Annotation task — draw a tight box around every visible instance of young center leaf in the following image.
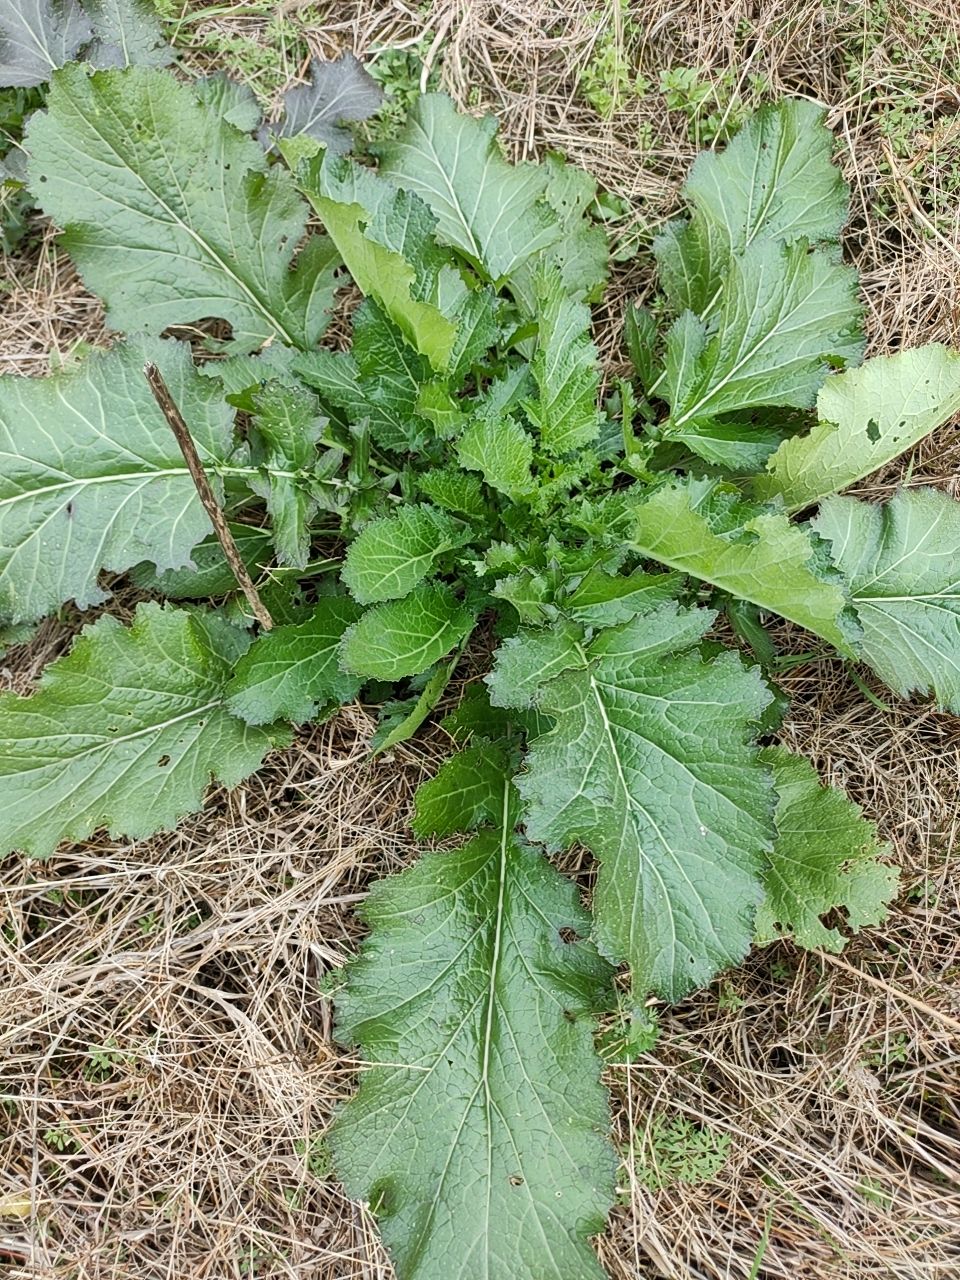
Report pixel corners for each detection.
[333,759,615,1280]
[516,603,775,999]
[226,596,362,725]
[754,345,960,511]
[270,53,382,152]
[525,271,601,455]
[0,603,288,857]
[376,93,562,287]
[814,487,960,712]
[342,504,469,604]
[339,581,475,680]
[27,64,339,351]
[757,747,897,950]
[0,337,234,625]
[246,380,325,568]
[630,476,858,655]
[0,0,91,87]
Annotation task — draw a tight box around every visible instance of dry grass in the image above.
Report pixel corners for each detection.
[3,1,960,1277]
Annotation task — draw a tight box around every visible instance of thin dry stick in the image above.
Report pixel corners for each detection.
[143,362,273,630]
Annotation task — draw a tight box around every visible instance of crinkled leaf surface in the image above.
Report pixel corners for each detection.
[525,271,601,455]
[340,582,474,680]
[757,747,897,950]
[273,53,382,152]
[334,768,614,1280]
[755,346,960,511]
[0,337,234,624]
[342,504,468,604]
[0,0,91,87]
[519,604,775,999]
[295,302,432,452]
[377,93,561,286]
[411,740,512,837]
[0,603,287,857]
[456,415,533,499]
[86,0,173,69]
[247,380,324,568]
[665,239,863,432]
[814,488,960,712]
[487,625,582,709]
[27,65,338,351]
[630,477,857,655]
[226,596,361,725]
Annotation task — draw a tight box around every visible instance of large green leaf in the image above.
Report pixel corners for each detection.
[654,98,848,313]
[456,415,534,499]
[0,337,233,625]
[518,604,775,999]
[630,477,857,655]
[27,65,338,351]
[0,0,91,86]
[754,346,960,510]
[0,603,287,857]
[333,764,614,1280]
[757,747,897,950]
[376,93,561,286]
[342,504,468,605]
[814,488,960,712]
[664,239,863,432]
[339,582,474,680]
[226,596,361,725]
[294,150,459,370]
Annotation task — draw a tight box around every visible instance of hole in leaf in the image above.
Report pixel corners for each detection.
[558,926,581,944]
[866,418,881,443]
[157,754,171,768]
[508,1175,524,1187]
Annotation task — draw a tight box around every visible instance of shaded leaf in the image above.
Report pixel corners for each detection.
[273,53,382,152]
[0,603,287,857]
[27,65,338,351]
[0,337,233,624]
[757,747,897,949]
[0,0,91,87]
[86,0,173,69]
[130,524,273,599]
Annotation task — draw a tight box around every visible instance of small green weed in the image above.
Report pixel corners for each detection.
[634,1115,733,1191]
[660,66,772,144]
[579,0,648,120]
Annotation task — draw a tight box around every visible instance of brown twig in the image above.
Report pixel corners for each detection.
[143,362,273,630]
